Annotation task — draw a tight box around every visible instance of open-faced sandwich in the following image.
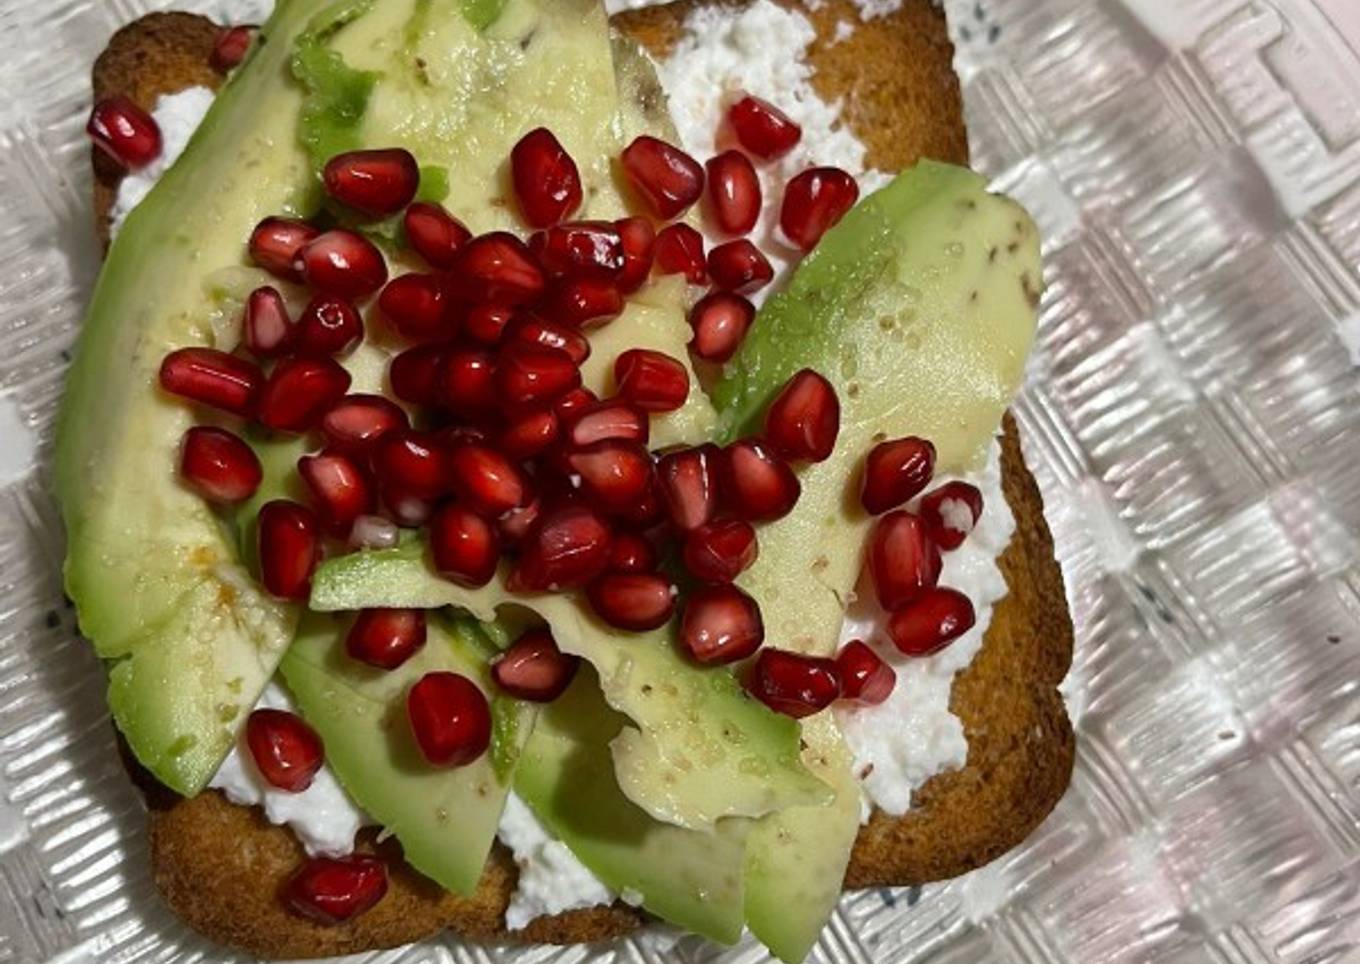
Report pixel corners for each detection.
[60,0,1074,958]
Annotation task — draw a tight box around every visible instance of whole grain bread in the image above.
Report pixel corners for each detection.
[90,1,1074,956]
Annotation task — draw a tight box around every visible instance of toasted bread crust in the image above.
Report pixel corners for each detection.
[92,2,1073,956]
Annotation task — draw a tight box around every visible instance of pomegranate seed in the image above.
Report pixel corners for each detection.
[245,708,324,792]
[448,232,545,306]
[242,286,294,359]
[705,150,761,235]
[721,438,800,521]
[496,342,581,409]
[389,342,447,407]
[87,96,161,170]
[727,95,802,160]
[448,443,528,517]
[682,518,758,583]
[542,277,623,327]
[764,369,840,463]
[296,293,364,357]
[211,25,253,71]
[382,485,434,528]
[437,347,497,416]
[861,436,935,515]
[497,495,543,546]
[379,273,451,341]
[249,217,319,283]
[617,479,665,529]
[621,136,704,219]
[657,444,720,532]
[509,317,591,366]
[919,481,984,551]
[653,223,707,284]
[404,202,471,270]
[614,349,690,413]
[321,393,408,457]
[511,128,583,228]
[608,531,658,573]
[499,407,559,460]
[745,649,840,718]
[679,584,764,665]
[407,671,491,766]
[349,514,400,550]
[178,426,262,504]
[836,640,896,705]
[588,572,676,631]
[615,217,655,293]
[509,505,613,591]
[492,627,578,702]
[373,431,450,501]
[257,500,321,600]
[283,854,388,924]
[868,511,941,610]
[298,450,373,536]
[257,356,351,432]
[529,221,624,279]
[707,239,773,294]
[567,440,655,513]
[886,587,976,656]
[159,348,261,416]
[689,291,754,364]
[565,398,649,447]
[323,148,420,218]
[780,167,859,252]
[298,229,388,299]
[464,302,515,346]
[429,503,500,588]
[553,387,599,422]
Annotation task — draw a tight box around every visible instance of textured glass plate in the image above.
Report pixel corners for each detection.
[4,0,1360,961]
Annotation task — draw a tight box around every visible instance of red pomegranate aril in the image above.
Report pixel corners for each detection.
[321,394,408,457]
[179,426,262,504]
[429,502,500,588]
[298,450,373,536]
[87,96,161,170]
[617,479,666,529]
[496,342,581,409]
[511,128,583,228]
[407,671,492,766]
[682,518,758,583]
[159,347,262,416]
[347,608,427,670]
[257,356,351,432]
[509,505,613,592]
[257,500,321,600]
[745,649,840,718]
[382,484,434,528]
[553,386,598,422]
[249,217,318,282]
[727,94,802,160]
[615,217,655,293]
[765,369,840,463]
[283,855,388,925]
[614,349,690,413]
[246,708,324,792]
[836,640,896,705]
[707,239,773,294]
[657,444,720,532]
[919,481,984,551]
[679,584,764,665]
[689,291,754,364]
[705,150,761,235]
[509,316,591,366]
[296,293,364,357]
[588,572,676,632]
[529,221,624,279]
[211,25,253,70]
[861,436,936,514]
[492,627,579,702]
[464,303,515,346]
[323,148,419,218]
[542,277,623,327]
[379,273,451,342]
[868,510,941,610]
[373,431,450,501]
[448,443,528,517]
[722,438,800,521]
[780,167,859,252]
[886,587,976,656]
[653,223,707,284]
[448,232,545,306]
[567,440,655,513]
[565,398,649,447]
[242,286,293,359]
[438,348,497,416]
[621,136,704,219]
[389,342,447,407]
[497,495,542,546]
[298,229,389,299]
[404,202,471,270]
[499,407,559,460]
[608,531,658,573]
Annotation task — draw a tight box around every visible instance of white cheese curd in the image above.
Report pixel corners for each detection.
[835,440,1015,816]
[496,793,616,930]
[108,86,217,238]
[209,681,373,858]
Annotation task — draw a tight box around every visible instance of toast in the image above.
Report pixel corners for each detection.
[89,1,1074,956]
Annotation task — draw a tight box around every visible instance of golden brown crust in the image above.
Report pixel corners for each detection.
[93,1,1072,956]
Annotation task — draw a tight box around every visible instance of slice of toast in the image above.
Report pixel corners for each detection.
[90,2,1074,956]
